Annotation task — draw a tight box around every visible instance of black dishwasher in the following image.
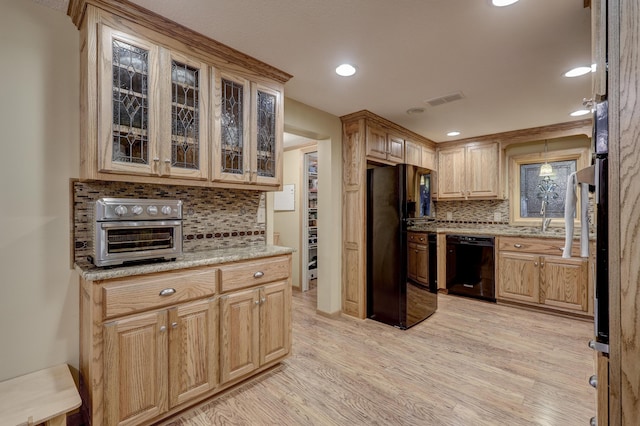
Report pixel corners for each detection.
[446,235,495,302]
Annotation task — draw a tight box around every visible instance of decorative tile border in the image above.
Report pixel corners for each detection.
[72,181,266,263]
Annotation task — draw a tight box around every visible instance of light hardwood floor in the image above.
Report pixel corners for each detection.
[163,290,595,425]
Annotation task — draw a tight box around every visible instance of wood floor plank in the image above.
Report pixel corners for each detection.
[164,290,595,426]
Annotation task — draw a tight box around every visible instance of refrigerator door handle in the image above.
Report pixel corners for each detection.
[589,339,609,354]
[576,164,595,185]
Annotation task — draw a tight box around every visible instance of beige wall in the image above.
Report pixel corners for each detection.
[273,149,303,288]
[0,1,80,380]
[282,99,343,315]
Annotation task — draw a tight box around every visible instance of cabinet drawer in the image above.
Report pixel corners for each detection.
[408,232,428,243]
[102,267,218,319]
[499,237,575,256]
[220,256,290,293]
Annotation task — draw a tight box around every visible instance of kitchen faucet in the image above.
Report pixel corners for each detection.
[540,200,552,232]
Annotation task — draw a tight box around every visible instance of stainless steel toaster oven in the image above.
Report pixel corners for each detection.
[91,198,183,267]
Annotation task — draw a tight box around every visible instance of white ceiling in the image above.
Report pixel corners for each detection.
[42,0,592,143]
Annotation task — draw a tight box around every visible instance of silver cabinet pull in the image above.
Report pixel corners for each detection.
[589,375,597,388]
[171,322,178,329]
[254,271,264,278]
[514,244,522,248]
[159,288,176,296]
[160,326,167,332]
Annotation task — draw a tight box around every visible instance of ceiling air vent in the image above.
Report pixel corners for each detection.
[424,91,465,107]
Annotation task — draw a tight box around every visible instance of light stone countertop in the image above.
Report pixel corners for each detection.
[75,245,295,281]
[407,224,595,240]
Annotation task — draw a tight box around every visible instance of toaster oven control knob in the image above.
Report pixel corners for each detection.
[131,205,143,215]
[147,205,158,215]
[114,205,128,216]
[162,205,173,215]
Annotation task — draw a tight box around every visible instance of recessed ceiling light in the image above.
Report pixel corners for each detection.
[335,64,356,77]
[570,109,591,117]
[447,131,461,137]
[492,0,519,6]
[564,66,593,77]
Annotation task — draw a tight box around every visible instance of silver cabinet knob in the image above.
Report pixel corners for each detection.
[589,375,597,388]
[514,244,522,248]
[159,288,176,296]
[171,322,178,329]
[261,297,266,304]
[590,416,596,426]
[254,300,260,305]
[254,271,264,278]
[160,326,167,332]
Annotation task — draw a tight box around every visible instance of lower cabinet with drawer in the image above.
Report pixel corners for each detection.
[79,254,292,426]
[497,237,592,316]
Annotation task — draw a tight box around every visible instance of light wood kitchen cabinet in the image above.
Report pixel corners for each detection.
[497,236,591,316]
[407,233,429,285]
[406,141,436,171]
[98,24,209,180]
[79,253,291,426]
[436,141,501,200]
[219,287,260,383]
[212,71,283,186]
[168,299,219,408]
[104,310,168,426]
[103,298,218,425]
[405,140,422,167]
[218,257,291,383]
[421,146,437,171]
[69,0,290,189]
[497,251,539,304]
[366,124,405,164]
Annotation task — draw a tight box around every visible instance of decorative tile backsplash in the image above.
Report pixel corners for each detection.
[434,199,510,224]
[434,195,595,236]
[72,181,266,263]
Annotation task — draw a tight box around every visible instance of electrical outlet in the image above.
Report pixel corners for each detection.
[446,212,453,220]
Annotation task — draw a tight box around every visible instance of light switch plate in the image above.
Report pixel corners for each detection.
[494,212,502,222]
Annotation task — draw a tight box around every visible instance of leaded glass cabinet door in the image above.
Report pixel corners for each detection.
[213,71,251,183]
[160,50,208,180]
[250,82,283,186]
[99,25,160,175]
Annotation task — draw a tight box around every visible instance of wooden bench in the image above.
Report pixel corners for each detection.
[0,364,81,426]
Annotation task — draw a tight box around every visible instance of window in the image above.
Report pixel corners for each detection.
[509,147,590,227]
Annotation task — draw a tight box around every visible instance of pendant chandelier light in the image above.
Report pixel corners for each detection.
[539,140,553,177]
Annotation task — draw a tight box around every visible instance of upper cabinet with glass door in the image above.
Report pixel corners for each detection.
[99,25,208,180]
[70,1,290,189]
[213,71,283,186]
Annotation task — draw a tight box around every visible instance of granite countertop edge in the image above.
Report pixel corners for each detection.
[75,245,295,281]
[407,226,596,240]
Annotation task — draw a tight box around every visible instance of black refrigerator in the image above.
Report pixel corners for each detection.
[366,164,437,329]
